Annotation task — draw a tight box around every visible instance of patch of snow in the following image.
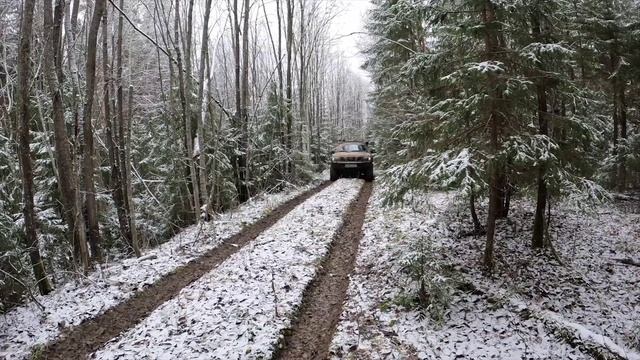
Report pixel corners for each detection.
[330,187,594,359]
[0,182,317,360]
[92,179,363,360]
[542,310,640,360]
[472,198,640,353]
[192,135,201,158]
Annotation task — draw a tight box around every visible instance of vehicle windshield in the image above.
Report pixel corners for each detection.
[339,144,367,152]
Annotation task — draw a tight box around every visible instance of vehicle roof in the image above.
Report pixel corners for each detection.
[335,141,366,146]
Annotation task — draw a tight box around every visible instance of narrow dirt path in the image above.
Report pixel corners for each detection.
[42,182,330,360]
[274,182,373,360]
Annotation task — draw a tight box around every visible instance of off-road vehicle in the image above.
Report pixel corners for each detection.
[330,142,374,182]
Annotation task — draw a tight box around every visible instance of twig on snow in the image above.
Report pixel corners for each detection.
[612,258,640,268]
[137,254,158,262]
[544,194,564,266]
[271,269,279,318]
[0,268,45,312]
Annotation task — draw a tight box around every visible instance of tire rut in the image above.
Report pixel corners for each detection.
[42,181,331,360]
[274,181,373,360]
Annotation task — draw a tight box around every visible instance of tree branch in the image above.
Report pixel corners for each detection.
[106,0,233,120]
[0,268,46,312]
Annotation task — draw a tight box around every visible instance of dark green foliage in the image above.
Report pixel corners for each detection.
[366,0,639,270]
[398,233,455,324]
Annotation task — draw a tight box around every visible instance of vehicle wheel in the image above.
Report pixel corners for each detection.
[330,166,339,181]
[364,166,374,182]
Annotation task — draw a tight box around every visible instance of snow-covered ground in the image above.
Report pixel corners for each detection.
[331,187,639,359]
[92,179,363,359]
[5,179,636,360]
[0,182,316,360]
[467,198,640,359]
[440,197,640,359]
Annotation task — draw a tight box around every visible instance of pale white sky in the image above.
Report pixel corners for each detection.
[196,0,372,81]
[330,0,372,81]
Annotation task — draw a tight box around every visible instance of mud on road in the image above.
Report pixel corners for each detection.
[275,181,373,360]
[42,182,330,360]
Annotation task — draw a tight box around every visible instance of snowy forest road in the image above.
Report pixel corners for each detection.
[89,179,366,359]
[41,181,333,360]
[275,182,373,359]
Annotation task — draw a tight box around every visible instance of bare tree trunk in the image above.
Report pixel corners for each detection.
[197,0,213,216]
[231,0,249,203]
[285,0,294,175]
[276,0,286,175]
[125,85,140,255]
[116,0,130,241]
[298,0,306,155]
[469,187,482,233]
[336,75,341,138]
[233,0,242,188]
[113,0,140,255]
[43,0,91,268]
[171,0,190,217]
[69,4,85,254]
[239,0,251,202]
[618,81,627,192]
[65,0,81,140]
[482,0,502,271]
[103,8,131,255]
[610,44,620,189]
[261,0,285,179]
[204,51,220,215]
[183,0,201,215]
[17,0,53,295]
[532,13,548,249]
[80,0,106,262]
[173,0,199,221]
[495,171,510,218]
[64,0,91,266]
[315,68,322,165]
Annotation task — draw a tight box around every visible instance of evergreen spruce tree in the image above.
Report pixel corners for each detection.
[367,0,617,270]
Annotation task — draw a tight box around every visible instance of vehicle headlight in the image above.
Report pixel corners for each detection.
[366,156,372,161]
[332,155,339,161]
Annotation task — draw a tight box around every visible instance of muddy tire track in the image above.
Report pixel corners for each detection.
[274,182,373,360]
[42,182,330,360]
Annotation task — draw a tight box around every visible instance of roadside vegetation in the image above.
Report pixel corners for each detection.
[1,0,639,358]
[0,0,368,310]
[365,0,640,270]
[345,0,640,357]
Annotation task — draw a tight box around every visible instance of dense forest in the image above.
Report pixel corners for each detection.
[2,1,640,359]
[0,0,369,309]
[1,0,639,315]
[366,0,640,268]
